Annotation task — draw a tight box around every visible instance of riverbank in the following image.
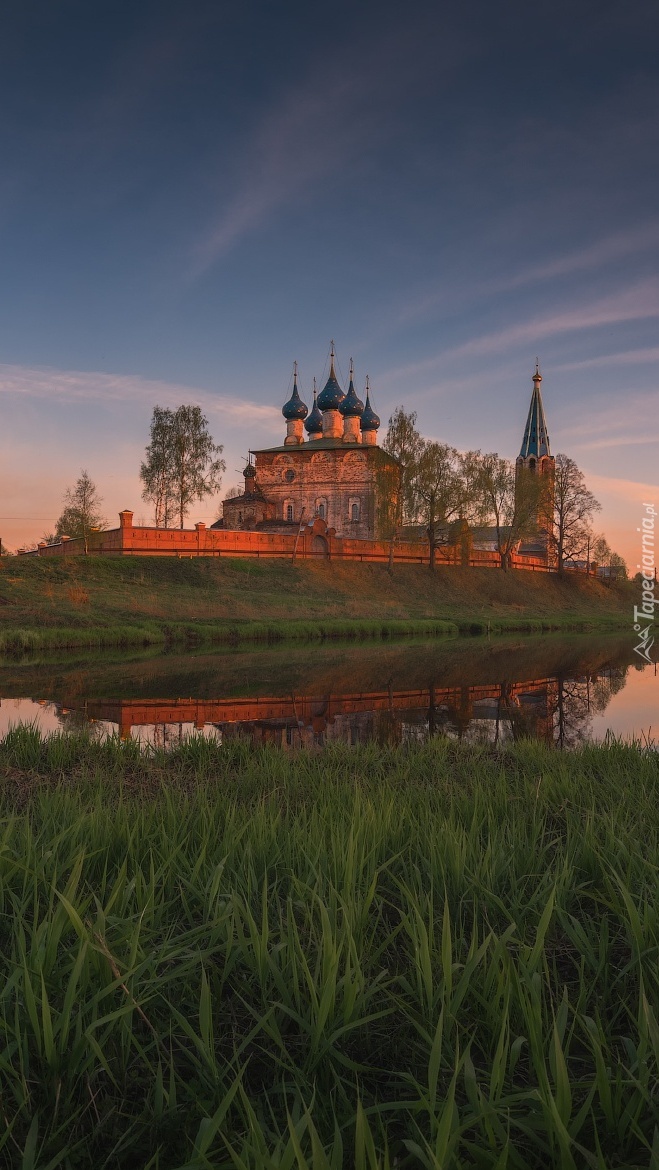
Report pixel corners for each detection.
[0,555,631,650]
[1,729,657,1166]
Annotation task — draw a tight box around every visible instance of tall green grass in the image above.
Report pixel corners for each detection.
[1,729,658,1167]
[0,623,166,654]
[0,615,620,659]
[0,617,459,656]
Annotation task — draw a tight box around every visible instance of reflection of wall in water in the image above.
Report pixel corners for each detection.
[215,683,560,749]
[218,709,386,750]
[48,668,627,749]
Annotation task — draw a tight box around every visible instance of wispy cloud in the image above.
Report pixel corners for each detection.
[0,363,281,429]
[444,279,659,361]
[495,220,659,292]
[556,346,659,371]
[399,221,659,325]
[189,78,381,276]
[585,471,659,504]
[188,18,467,277]
[552,386,659,457]
[559,388,659,438]
[384,279,659,384]
[574,434,659,451]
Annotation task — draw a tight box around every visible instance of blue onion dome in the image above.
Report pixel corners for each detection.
[360,376,380,431]
[339,359,364,417]
[282,362,308,420]
[304,379,323,434]
[317,342,344,410]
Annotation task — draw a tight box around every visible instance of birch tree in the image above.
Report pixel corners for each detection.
[55,470,107,554]
[140,405,226,528]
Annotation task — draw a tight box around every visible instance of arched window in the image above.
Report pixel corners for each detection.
[528,458,536,472]
[318,503,325,519]
[315,498,328,520]
[286,504,293,521]
[349,497,361,522]
[351,502,360,521]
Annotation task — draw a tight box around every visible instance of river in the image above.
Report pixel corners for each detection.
[0,631,656,750]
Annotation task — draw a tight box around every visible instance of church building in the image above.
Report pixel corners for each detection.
[220,345,400,540]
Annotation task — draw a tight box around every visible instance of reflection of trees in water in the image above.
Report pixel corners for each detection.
[137,723,222,750]
[398,667,628,749]
[549,667,627,749]
[45,662,630,752]
[55,705,108,741]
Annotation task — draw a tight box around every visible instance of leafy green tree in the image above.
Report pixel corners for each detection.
[141,405,226,528]
[140,406,177,528]
[551,453,601,573]
[592,533,627,578]
[592,533,611,565]
[384,413,487,568]
[474,453,544,570]
[383,407,423,524]
[411,441,466,569]
[55,470,107,554]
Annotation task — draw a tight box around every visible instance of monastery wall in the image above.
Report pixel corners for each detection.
[25,511,552,572]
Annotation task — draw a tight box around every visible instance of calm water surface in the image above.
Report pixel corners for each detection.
[0,633,656,750]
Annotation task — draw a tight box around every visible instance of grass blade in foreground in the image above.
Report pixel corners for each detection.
[0,728,658,1166]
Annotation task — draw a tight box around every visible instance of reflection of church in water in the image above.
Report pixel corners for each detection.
[80,666,626,751]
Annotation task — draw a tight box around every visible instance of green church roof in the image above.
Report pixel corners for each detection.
[519,365,551,458]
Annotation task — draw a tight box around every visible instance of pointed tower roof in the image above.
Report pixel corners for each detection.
[282,361,308,420]
[304,377,323,434]
[339,358,364,416]
[519,361,550,458]
[317,340,345,411]
[360,376,380,432]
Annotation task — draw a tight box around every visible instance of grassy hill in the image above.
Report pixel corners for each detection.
[0,554,632,650]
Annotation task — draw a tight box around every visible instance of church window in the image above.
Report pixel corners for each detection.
[315,498,328,520]
[285,469,295,482]
[349,497,361,522]
[286,504,293,521]
[351,502,360,521]
[318,503,325,519]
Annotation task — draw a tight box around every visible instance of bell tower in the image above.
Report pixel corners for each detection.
[516,362,555,554]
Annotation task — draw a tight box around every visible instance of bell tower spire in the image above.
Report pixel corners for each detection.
[515,361,555,562]
[519,360,551,461]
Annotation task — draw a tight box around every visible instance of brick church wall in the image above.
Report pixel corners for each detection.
[252,445,398,540]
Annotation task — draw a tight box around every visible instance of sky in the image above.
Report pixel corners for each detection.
[0,0,657,566]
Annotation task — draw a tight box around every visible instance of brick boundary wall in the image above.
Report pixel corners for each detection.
[22,510,576,574]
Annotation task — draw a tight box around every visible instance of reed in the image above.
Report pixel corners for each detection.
[1,728,658,1167]
[0,617,459,656]
[0,624,166,653]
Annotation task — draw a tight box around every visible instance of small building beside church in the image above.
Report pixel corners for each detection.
[219,348,400,540]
